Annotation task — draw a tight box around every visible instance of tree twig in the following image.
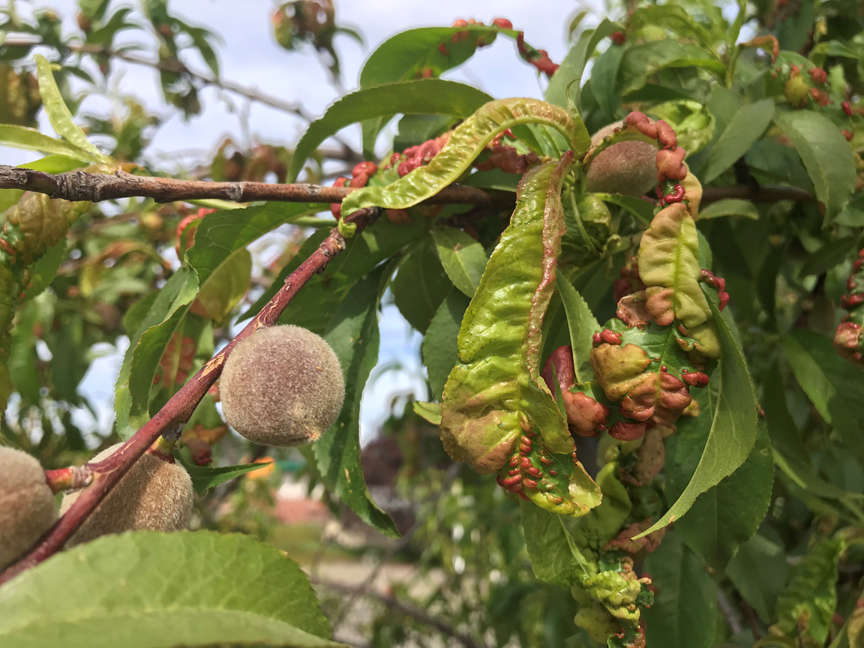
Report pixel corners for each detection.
[313,577,486,648]
[0,165,494,206]
[0,207,381,585]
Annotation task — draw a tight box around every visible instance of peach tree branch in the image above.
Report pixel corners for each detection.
[0,206,380,585]
[0,165,493,206]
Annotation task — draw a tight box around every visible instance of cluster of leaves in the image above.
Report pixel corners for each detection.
[2,0,864,646]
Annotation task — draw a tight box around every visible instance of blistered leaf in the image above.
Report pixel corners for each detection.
[341,98,590,217]
[289,79,492,181]
[773,538,845,645]
[441,155,601,516]
[638,203,715,341]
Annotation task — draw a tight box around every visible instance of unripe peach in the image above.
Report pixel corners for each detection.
[585,122,658,196]
[219,325,345,446]
[60,444,193,547]
[0,448,57,568]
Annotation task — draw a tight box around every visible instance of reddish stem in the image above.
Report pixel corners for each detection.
[0,207,380,585]
[44,466,93,493]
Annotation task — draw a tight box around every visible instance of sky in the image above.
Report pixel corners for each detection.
[4,0,609,444]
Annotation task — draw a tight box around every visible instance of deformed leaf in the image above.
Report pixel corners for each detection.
[0,531,341,647]
[441,155,601,517]
[341,98,590,217]
[638,202,713,333]
[289,79,492,181]
[773,538,846,644]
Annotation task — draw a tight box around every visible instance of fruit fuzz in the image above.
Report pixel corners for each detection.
[0,447,57,568]
[219,325,345,447]
[60,444,193,547]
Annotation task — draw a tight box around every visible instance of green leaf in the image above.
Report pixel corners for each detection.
[34,55,108,163]
[672,423,774,570]
[0,124,103,163]
[635,296,758,538]
[360,26,500,88]
[21,238,65,301]
[698,198,760,220]
[627,5,715,48]
[587,43,625,120]
[774,109,856,221]
[726,533,790,623]
[259,218,426,334]
[617,41,725,96]
[642,532,717,648]
[783,329,864,463]
[316,268,398,536]
[774,538,845,644]
[390,238,451,333]
[422,289,468,399]
[289,79,492,181]
[193,248,250,323]
[0,531,341,647]
[187,203,326,281]
[430,226,488,298]
[545,19,621,109]
[699,99,774,184]
[521,502,590,588]
[358,25,500,152]
[412,400,442,425]
[114,267,199,438]
[556,276,600,386]
[179,458,268,495]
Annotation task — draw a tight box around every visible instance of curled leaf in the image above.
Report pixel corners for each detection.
[342,98,590,217]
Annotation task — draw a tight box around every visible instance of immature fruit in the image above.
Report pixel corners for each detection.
[219,325,345,446]
[0,448,57,568]
[60,444,193,547]
[585,121,658,196]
